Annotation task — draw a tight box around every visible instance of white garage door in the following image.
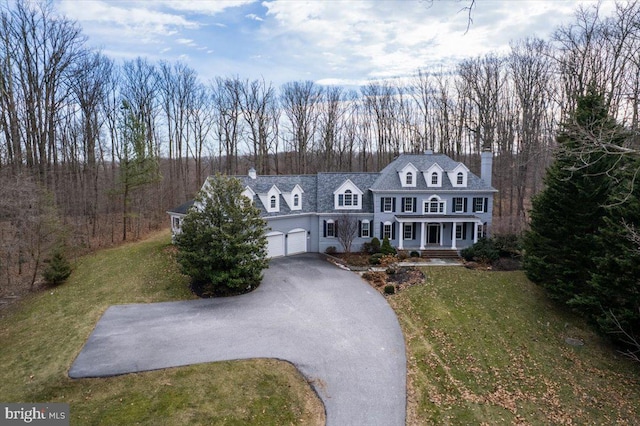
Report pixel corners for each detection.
[287,229,307,255]
[266,232,285,258]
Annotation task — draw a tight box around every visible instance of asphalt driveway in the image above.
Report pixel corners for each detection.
[69,253,406,425]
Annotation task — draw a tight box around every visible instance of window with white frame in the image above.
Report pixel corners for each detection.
[270,195,277,209]
[453,197,465,213]
[404,197,414,213]
[382,197,393,212]
[456,172,464,185]
[337,189,359,208]
[403,223,413,240]
[383,222,392,239]
[326,220,336,237]
[477,223,487,239]
[424,196,445,214]
[293,193,300,207]
[455,223,463,239]
[473,197,486,213]
[172,217,181,230]
[360,220,370,238]
[406,172,413,185]
[431,172,439,185]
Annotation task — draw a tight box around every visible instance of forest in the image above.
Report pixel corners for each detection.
[1,1,640,297]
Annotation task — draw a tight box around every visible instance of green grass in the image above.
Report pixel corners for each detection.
[0,230,324,425]
[389,267,640,425]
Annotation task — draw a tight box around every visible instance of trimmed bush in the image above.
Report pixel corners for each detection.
[369,253,384,265]
[410,251,420,258]
[461,238,499,264]
[380,237,396,255]
[363,237,381,254]
[383,284,396,295]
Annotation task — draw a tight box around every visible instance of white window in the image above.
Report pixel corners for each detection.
[172,217,181,230]
[382,197,393,212]
[270,195,277,209]
[406,172,413,185]
[473,197,486,213]
[424,196,445,214]
[293,194,300,207]
[453,197,464,213]
[404,197,414,213]
[361,220,370,238]
[431,172,438,185]
[403,223,413,240]
[326,220,335,238]
[477,223,487,239]
[383,222,392,239]
[457,172,464,185]
[334,179,363,210]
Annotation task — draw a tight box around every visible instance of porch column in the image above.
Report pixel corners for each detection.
[420,222,426,250]
[398,222,404,250]
[451,222,457,249]
[473,222,479,244]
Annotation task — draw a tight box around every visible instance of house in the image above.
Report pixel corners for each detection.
[167,150,497,258]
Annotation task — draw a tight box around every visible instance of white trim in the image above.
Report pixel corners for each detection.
[423,195,446,214]
[399,163,418,188]
[334,179,363,210]
[424,163,444,188]
[447,163,469,188]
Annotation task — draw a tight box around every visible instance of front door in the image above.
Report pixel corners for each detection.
[427,224,440,245]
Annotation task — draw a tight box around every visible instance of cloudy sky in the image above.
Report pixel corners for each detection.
[55,0,616,86]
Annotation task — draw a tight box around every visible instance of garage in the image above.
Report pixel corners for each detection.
[287,229,307,255]
[266,231,285,258]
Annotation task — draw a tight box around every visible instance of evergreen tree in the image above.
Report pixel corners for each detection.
[523,90,623,304]
[175,174,268,297]
[42,248,72,286]
[582,155,640,341]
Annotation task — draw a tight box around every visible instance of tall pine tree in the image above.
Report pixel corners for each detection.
[524,90,623,305]
[175,174,268,297]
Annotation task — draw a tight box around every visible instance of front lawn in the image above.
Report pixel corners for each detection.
[0,230,324,425]
[389,266,640,424]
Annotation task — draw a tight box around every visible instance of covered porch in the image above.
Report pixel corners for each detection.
[395,215,484,251]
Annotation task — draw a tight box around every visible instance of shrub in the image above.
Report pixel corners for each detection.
[397,251,409,261]
[325,246,337,255]
[410,251,420,258]
[492,234,523,258]
[461,238,499,264]
[42,248,72,286]
[383,284,396,295]
[369,253,384,265]
[363,237,382,254]
[380,237,396,255]
[386,266,397,275]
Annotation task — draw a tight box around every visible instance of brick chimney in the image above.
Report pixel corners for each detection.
[480,149,493,187]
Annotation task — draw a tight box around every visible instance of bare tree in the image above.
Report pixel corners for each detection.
[335,214,359,254]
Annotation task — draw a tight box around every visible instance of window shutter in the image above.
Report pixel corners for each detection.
[413,197,417,212]
[464,198,468,212]
[392,223,396,240]
[323,220,327,238]
[380,199,384,212]
[392,198,396,212]
[412,223,416,239]
[484,198,488,213]
[400,198,405,212]
[358,220,362,238]
[334,221,338,237]
[463,223,467,239]
[380,222,384,239]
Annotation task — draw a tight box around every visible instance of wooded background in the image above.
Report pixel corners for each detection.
[1,1,639,296]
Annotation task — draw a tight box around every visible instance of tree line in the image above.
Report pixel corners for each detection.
[1,0,640,296]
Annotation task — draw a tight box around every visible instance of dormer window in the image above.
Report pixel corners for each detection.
[406,172,413,185]
[425,164,443,188]
[334,179,363,210]
[456,172,464,185]
[270,195,277,209]
[293,194,299,207]
[448,163,469,187]
[431,172,438,185]
[399,163,418,187]
[260,185,282,212]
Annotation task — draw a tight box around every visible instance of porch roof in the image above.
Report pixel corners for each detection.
[394,214,481,222]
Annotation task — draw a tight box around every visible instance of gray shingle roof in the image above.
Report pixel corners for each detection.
[167,200,195,215]
[370,153,496,192]
[316,173,379,213]
[239,174,318,217]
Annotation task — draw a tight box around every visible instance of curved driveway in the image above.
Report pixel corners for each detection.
[69,253,406,425]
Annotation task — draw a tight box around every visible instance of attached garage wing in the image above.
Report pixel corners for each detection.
[287,229,307,255]
[266,232,285,258]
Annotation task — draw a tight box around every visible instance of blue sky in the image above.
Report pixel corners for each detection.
[55,0,616,86]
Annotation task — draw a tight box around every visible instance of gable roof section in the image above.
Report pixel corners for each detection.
[238,174,318,217]
[370,153,495,192]
[317,173,379,213]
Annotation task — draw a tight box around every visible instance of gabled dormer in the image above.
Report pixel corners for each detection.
[258,185,282,213]
[424,163,444,188]
[241,186,256,204]
[334,179,363,210]
[399,163,418,188]
[283,184,304,211]
[447,163,469,188]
